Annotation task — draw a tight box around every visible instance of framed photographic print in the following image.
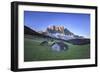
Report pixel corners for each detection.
[11,1,97,71]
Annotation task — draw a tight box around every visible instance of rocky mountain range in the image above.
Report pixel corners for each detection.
[24,25,84,41]
[40,25,84,40]
[46,25,74,35]
[24,25,90,45]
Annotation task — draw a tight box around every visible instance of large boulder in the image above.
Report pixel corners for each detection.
[51,42,68,52]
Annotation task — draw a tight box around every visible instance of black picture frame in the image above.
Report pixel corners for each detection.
[11,1,98,72]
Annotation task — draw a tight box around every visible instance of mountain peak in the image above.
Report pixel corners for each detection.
[46,25,74,35]
[47,25,64,33]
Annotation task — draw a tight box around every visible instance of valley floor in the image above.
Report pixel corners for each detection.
[24,35,90,62]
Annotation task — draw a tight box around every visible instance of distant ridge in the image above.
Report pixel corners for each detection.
[24,25,40,35]
[24,25,51,38]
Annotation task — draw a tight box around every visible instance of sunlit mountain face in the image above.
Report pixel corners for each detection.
[37,25,84,40]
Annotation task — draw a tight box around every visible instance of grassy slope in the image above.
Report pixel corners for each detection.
[24,37,90,62]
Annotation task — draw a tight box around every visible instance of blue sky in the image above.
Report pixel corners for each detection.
[24,11,90,38]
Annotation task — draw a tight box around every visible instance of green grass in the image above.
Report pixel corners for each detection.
[24,37,90,62]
